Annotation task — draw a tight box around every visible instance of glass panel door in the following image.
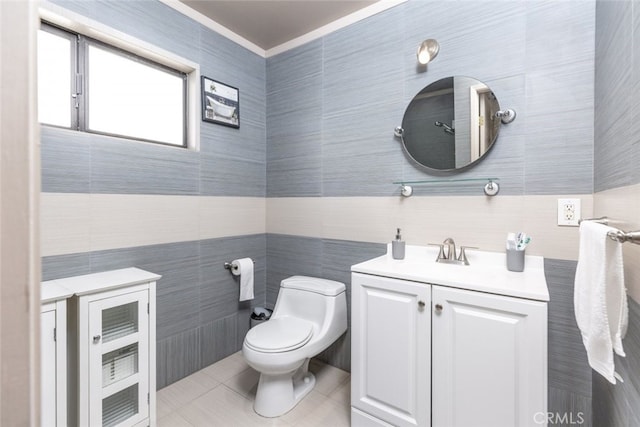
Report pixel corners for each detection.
[102,385,139,427]
[89,290,149,427]
[102,302,139,343]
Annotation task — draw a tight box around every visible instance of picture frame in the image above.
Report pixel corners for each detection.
[201,76,240,128]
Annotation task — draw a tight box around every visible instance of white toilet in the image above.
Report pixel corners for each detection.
[242,275,347,417]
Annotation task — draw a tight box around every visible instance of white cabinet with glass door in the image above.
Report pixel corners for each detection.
[61,268,160,427]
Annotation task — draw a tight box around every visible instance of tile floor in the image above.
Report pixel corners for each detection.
[157,351,351,426]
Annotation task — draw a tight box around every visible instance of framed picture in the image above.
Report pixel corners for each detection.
[201,76,240,128]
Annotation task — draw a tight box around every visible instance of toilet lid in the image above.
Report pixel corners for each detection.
[245,318,313,353]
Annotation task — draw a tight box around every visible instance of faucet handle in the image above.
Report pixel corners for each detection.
[457,246,478,265]
[428,243,446,261]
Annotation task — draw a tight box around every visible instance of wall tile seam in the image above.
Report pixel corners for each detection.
[265,233,593,265]
[42,233,268,258]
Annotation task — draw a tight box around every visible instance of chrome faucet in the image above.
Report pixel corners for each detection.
[443,237,456,260]
[429,238,476,266]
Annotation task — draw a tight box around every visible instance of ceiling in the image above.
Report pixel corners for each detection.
[179,0,378,50]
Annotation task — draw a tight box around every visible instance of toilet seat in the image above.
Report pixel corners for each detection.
[245,318,313,353]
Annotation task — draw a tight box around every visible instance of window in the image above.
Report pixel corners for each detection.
[38,22,188,148]
[37,25,75,128]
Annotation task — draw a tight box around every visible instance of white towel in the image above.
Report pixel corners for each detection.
[231,258,254,301]
[574,221,628,384]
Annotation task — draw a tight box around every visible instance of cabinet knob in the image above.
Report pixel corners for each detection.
[435,304,443,313]
[418,300,426,309]
[92,335,101,344]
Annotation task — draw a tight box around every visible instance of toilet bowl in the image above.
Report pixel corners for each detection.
[242,276,347,417]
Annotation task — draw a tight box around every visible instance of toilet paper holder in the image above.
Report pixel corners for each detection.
[224,260,254,272]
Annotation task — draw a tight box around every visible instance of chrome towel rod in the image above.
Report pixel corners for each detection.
[578,216,608,225]
[579,216,640,245]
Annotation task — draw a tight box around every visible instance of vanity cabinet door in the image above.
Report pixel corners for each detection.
[41,300,67,427]
[351,273,431,427]
[431,285,547,427]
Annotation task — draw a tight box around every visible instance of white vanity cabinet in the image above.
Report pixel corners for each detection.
[351,274,431,427]
[41,283,74,427]
[431,285,547,427]
[60,268,160,427]
[351,245,549,427]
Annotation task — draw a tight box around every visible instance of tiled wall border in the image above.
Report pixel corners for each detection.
[266,195,593,260]
[42,192,595,261]
[41,193,265,257]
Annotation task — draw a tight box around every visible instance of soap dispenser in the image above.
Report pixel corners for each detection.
[392,228,405,260]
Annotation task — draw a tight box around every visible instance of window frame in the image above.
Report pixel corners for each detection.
[39,21,190,149]
[38,23,78,130]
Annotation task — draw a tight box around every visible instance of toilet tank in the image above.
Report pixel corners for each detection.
[273,276,346,327]
[281,276,345,296]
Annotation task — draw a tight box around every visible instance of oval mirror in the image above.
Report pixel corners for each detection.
[399,76,504,172]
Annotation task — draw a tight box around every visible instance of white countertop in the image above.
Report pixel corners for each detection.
[41,281,75,304]
[351,244,549,302]
[42,267,161,301]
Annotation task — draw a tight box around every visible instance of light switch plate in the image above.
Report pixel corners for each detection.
[557,198,581,226]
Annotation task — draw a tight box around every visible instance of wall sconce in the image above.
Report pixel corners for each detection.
[417,39,440,65]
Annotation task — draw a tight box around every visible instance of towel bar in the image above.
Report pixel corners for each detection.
[579,217,640,245]
[578,216,608,225]
[607,230,640,244]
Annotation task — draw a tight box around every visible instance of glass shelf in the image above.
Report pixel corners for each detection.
[393,177,500,197]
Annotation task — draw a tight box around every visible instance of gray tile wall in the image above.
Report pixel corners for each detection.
[40,3,606,414]
[593,2,640,425]
[545,259,593,426]
[592,299,640,427]
[44,0,267,198]
[266,40,323,197]
[53,0,201,64]
[594,0,639,192]
[43,235,267,388]
[266,234,387,371]
[41,0,267,389]
[266,0,595,197]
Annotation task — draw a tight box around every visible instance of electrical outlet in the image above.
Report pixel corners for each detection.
[557,198,581,226]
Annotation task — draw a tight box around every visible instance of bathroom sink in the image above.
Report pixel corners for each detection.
[351,244,549,301]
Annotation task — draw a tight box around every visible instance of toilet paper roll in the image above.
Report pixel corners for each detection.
[231,258,254,301]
